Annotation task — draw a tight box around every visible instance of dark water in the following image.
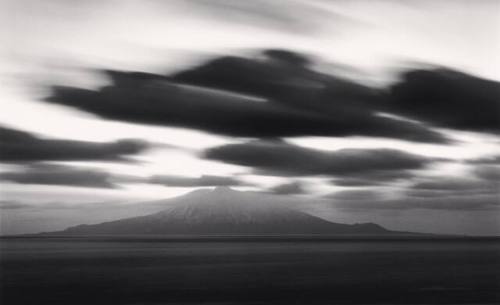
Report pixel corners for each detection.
[1,237,499,305]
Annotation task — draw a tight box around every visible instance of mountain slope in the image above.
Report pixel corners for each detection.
[52,187,393,235]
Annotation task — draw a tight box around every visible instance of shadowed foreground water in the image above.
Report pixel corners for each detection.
[1,237,499,304]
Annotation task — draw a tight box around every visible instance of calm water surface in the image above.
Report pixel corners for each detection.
[1,237,499,304]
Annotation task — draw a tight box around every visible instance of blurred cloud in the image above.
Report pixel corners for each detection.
[388,68,500,134]
[325,172,499,211]
[473,165,500,182]
[46,50,448,143]
[468,154,500,165]
[331,194,500,211]
[176,0,344,34]
[269,181,306,195]
[327,190,385,201]
[327,183,499,211]
[330,171,413,187]
[410,176,495,192]
[0,125,150,163]
[0,164,119,189]
[204,139,437,178]
[0,200,34,210]
[148,174,244,187]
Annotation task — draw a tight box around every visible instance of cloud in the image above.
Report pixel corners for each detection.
[179,0,340,34]
[204,139,436,178]
[0,200,34,210]
[268,181,306,195]
[148,174,243,187]
[331,195,500,211]
[473,165,500,181]
[0,164,119,189]
[327,190,384,201]
[411,177,491,191]
[388,68,500,134]
[468,154,500,165]
[326,185,499,211]
[45,50,447,143]
[406,195,500,211]
[408,173,498,194]
[330,171,413,186]
[0,125,150,163]
[0,199,161,211]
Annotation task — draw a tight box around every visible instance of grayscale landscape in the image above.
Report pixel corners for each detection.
[1,0,499,304]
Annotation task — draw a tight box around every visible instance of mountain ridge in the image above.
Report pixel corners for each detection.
[44,187,400,236]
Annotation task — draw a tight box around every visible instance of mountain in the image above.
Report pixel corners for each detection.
[49,187,394,236]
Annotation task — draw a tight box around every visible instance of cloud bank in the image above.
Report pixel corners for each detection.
[0,125,150,163]
[204,139,436,179]
[0,164,118,189]
[45,50,452,143]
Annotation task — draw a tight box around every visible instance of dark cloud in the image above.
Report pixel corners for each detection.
[0,200,134,211]
[331,195,500,211]
[0,125,149,163]
[473,165,500,181]
[263,49,311,66]
[327,186,499,211]
[406,188,498,199]
[204,139,436,178]
[411,177,490,191]
[269,181,306,195]
[173,51,447,142]
[45,50,447,143]
[327,190,384,201]
[148,175,243,187]
[405,175,498,199]
[0,200,34,210]
[468,154,500,165]
[331,171,413,187]
[405,195,500,211]
[44,51,498,141]
[388,68,500,134]
[0,164,118,189]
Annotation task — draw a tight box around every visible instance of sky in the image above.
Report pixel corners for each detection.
[0,0,499,235]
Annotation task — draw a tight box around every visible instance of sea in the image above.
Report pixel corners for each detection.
[1,236,499,304]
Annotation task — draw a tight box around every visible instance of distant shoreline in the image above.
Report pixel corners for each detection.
[2,234,499,242]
